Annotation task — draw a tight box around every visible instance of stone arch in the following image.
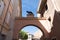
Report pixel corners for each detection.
[18,24,45,35]
[13,0,48,40]
[18,24,45,39]
[13,17,49,40]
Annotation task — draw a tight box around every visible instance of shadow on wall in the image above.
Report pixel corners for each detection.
[49,10,60,40]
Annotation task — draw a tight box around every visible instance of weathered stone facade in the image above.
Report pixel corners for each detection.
[0,0,60,40]
[0,0,21,40]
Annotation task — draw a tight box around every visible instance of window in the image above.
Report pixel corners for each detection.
[0,34,6,40]
[45,4,48,10]
[48,17,51,22]
[52,38,56,40]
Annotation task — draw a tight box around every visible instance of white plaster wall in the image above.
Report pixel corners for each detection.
[34,29,43,39]
[37,13,41,18]
[37,0,56,33]
[42,0,60,33]
[39,20,51,33]
[44,0,55,26]
[51,0,60,11]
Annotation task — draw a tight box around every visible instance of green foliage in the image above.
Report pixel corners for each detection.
[19,31,28,40]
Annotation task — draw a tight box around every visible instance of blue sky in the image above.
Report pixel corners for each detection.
[21,0,40,34]
[22,0,39,17]
[22,26,40,35]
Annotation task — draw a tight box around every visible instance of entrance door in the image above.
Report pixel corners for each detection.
[0,34,6,40]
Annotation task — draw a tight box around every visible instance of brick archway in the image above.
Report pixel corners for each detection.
[18,24,44,38]
[18,24,45,34]
[13,17,49,40]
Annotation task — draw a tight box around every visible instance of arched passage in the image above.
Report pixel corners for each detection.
[13,17,49,40]
[18,24,45,35]
[18,25,44,40]
[13,0,48,40]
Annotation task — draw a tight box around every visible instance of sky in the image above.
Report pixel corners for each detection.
[22,0,39,17]
[21,26,40,35]
[21,0,40,35]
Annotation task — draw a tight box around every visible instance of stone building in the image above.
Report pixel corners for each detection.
[33,29,43,40]
[0,0,60,40]
[37,0,60,40]
[0,0,21,40]
[27,32,33,40]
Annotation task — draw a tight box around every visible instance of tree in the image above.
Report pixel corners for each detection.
[19,31,28,40]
